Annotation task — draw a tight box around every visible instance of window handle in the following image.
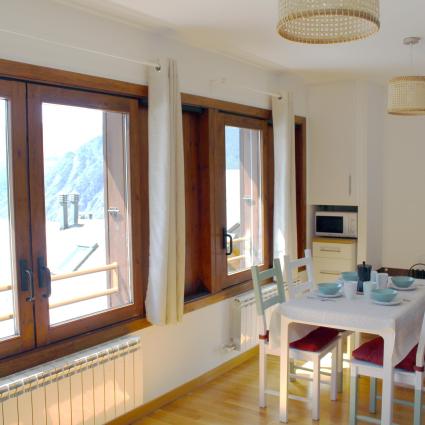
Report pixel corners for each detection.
[107,207,120,217]
[38,257,52,299]
[20,259,35,302]
[222,228,233,256]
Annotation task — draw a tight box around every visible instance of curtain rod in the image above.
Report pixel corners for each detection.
[0,28,161,71]
[211,78,284,100]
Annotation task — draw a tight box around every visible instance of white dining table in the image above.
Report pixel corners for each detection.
[277,280,425,424]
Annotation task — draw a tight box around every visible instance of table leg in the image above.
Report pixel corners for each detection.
[279,316,290,423]
[381,330,395,425]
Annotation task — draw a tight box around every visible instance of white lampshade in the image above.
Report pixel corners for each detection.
[388,77,425,116]
[277,0,380,44]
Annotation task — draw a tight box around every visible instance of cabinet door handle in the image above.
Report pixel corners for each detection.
[320,247,341,253]
[320,270,341,276]
[349,174,352,196]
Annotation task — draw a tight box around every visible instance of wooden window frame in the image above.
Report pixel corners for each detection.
[0,60,148,367]
[295,116,307,260]
[0,80,36,358]
[0,57,305,378]
[214,112,273,289]
[26,84,147,346]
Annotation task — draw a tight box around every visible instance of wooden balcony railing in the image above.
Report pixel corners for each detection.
[0,263,119,323]
[0,312,13,323]
[0,284,12,293]
[49,262,119,309]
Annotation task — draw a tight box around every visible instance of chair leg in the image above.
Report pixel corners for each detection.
[259,341,267,408]
[369,377,377,414]
[337,337,343,393]
[330,347,338,401]
[349,367,358,425]
[289,358,296,382]
[312,356,320,421]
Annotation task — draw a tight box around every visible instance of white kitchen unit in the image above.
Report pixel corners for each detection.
[313,238,357,283]
[307,82,359,206]
[306,81,385,269]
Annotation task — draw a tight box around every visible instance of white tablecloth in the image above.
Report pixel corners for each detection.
[268,304,316,350]
[270,280,425,365]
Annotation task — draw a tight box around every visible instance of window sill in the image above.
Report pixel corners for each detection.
[183,280,254,313]
[0,280,255,378]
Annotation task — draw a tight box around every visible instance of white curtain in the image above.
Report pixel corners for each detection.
[146,59,186,325]
[272,93,298,266]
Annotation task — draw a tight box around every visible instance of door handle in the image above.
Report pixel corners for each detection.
[222,228,233,256]
[20,259,35,302]
[37,257,52,299]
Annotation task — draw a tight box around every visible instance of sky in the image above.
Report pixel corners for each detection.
[0,100,104,166]
[42,103,103,157]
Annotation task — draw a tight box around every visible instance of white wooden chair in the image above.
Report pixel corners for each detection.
[284,249,353,393]
[350,312,425,425]
[251,258,340,421]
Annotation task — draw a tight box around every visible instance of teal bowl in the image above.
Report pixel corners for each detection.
[317,283,342,296]
[371,288,398,303]
[341,271,358,281]
[391,276,415,289]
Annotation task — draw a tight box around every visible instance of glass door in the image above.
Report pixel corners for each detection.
[0,80,35,357]
[27,85,142,345]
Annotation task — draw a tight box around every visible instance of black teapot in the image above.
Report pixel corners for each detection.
[357,261,372,293]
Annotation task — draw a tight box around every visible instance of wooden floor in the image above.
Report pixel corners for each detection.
[133,355,417,425]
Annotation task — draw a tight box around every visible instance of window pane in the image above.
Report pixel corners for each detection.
[225,125,263,275]
[42,103,133,325]
[0,99,19,339]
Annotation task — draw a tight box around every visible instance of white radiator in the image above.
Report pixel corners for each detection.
[0,336,142,425]
[230,284,278,352]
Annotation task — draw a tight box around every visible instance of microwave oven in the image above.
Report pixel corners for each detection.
[315,211,358,238]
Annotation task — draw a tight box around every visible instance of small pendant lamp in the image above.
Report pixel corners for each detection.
[388,37,425,116]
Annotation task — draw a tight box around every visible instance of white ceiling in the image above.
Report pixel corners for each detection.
[62,0,425,83]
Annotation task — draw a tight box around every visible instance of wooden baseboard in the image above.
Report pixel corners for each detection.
[108,345,259,425]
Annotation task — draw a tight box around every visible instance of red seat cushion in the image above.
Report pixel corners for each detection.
[289,327,339,352]
[352,337,420,372]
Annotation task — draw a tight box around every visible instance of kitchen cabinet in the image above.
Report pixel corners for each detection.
[313,238,357,283]
[307,82,358,206]
[306,81,385,268]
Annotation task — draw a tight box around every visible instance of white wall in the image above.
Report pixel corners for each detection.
[140,299,235,402]
[382,116,425,268]
[0,0,306,115]
[0,0,308,408]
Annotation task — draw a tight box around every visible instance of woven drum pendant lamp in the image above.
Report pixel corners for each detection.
[277,0,380,44]
[388,37,425,115]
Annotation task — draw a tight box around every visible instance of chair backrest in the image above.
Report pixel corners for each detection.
[251,258,286,335]
[283,249,315,300]
[415,312,425,372]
